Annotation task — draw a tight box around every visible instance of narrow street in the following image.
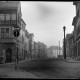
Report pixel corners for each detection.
[18,58,80,79]
[0,1,80,79]
[0,58,80,79]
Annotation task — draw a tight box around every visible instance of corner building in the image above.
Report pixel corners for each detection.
[0,1,28,63]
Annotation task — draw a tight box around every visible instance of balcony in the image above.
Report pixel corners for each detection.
[0,20,21,28]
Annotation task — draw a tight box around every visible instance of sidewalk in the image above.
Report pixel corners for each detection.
[1,57,36,65]
[0,58,39,78]
[64,57,80,63]
[0,68,38,78]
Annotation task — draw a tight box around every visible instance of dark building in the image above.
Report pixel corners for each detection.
[72,1,80,59]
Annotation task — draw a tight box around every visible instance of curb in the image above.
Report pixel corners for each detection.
[0,68,38,78]
[64,59,80,63]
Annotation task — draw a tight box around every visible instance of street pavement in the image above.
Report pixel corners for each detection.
[0,68,38,78]
[64,57,80,63]
[0,58,38,79]
[0,57,80,79]
[18,57,80,79]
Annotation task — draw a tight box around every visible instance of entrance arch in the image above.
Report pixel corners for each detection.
[6,48,12,62]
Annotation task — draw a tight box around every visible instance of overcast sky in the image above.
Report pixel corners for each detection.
[21,1,76,48]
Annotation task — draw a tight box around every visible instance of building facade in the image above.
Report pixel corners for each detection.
[37,42,47,58]
[72,1,80,59]
[0,1,29,63]
[28,33,34,58]
[65,33,74,58]
[33,41,38,58]
[47,46,62,58]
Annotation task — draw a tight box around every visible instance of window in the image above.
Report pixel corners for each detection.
[6,28,9,38]
[22,35,24,42]
[11,13,16,20]
[0,14,5,21]
[1,28,9,38]
[1,28,5,38]
[22,49,23,56]
[6,14,10,20]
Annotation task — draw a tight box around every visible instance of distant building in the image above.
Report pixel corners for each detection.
[37,42,47,58]
[33,41,38,58]
[47,46,63,58]
[28,33,34,58]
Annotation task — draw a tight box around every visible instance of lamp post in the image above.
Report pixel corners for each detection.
[63,26,66,59]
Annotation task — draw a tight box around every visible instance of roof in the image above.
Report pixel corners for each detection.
[0,1,20,9]
[21,18,26,26]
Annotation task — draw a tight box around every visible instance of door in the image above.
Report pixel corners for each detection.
[6,48,12,62]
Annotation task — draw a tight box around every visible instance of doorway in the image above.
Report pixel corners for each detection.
[6,48,12,62]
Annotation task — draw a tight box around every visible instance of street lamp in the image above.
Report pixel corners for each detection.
[63,26,66,59]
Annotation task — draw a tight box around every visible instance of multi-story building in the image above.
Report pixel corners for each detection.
[72,1,80,58]
[68,33,74,57]
[28,33,34,58]
[33,41,38,58]
[25,29,30,58]
[47,46,63,58]
[65,33,74,57]
[47,46,58,58]
[65,34,72,57]
[0,1,29,63]
[17,18,28,60]
[37,42,47,58]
